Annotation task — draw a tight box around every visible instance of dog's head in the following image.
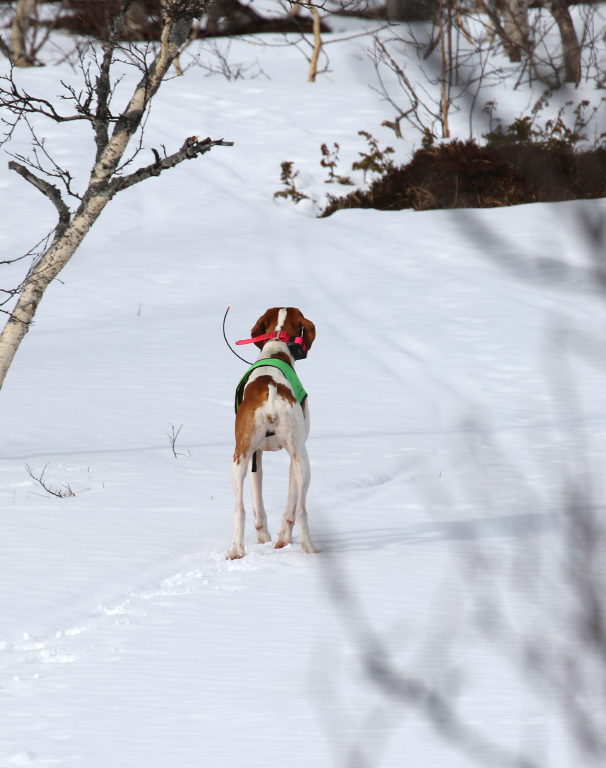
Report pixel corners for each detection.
[250,307,316,353]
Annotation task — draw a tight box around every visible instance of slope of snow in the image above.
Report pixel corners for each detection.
[1,23,605,768]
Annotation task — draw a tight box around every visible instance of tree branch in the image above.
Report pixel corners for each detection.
[8,161,71,239]
[94,0,135,161]
[0,75,94,123]
[87,1,209,189]
[0,34,11,62]
[109,136,233,195]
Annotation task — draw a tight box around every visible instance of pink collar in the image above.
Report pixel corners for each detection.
[236,330,294,346]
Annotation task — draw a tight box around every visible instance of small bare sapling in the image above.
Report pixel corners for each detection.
[166,423,192,458]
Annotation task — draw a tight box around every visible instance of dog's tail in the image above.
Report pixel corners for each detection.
[266,383,278,425]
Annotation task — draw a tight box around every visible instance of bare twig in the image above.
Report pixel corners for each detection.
[25,462,81,498]
[0,33,11,63]
[9,118,82,201]
[0,70,97,149]
[195,39,268,81]
[166,423,192,458]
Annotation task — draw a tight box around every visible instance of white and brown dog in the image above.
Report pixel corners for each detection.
[229,307,317,559]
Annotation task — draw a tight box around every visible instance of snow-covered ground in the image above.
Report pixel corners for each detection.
[1,17,606,768]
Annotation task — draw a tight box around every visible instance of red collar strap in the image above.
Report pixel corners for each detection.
[236,329,308,361]
[236,330,295,346]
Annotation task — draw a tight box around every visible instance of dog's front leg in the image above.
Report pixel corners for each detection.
[248,450,271,544]
[229,457,249,559]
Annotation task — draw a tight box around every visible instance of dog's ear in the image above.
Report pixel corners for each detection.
[301,316,316,351]
[250,309,273,350]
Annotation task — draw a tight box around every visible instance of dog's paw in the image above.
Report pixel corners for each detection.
[256,530,272,544]
[274,538,291,549]
[302,543,319,554]
[228,544,245,559]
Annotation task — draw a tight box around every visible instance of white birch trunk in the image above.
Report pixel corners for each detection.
[544,0,581,83]
[502,0,529,62]
[307,7,321,83]
[0,194,109,385]
[10,0,36,67]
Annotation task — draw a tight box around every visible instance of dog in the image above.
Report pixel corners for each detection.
[229,307,317,559]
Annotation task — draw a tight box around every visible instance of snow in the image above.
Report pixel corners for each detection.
[1,16,606,768]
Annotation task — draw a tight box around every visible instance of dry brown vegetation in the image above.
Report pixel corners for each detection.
[320,140,606,216]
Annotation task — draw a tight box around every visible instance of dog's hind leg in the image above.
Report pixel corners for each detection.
[275,460,297,549]
[229,456,249,559]
[249,450,271,544]
[292,444,318,554]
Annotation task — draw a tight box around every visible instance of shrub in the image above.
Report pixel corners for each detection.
[320,139,606,217]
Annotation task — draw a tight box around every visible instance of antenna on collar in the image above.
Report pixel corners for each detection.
[223,307,253,365]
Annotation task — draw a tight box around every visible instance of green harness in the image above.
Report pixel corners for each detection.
[235,358,307,414]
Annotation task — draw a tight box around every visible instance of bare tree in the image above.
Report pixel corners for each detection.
[368,0,598,148]
[0,0,63,67]
[0,0,232,390]
[544,0,581,83]
[481,0,581,83]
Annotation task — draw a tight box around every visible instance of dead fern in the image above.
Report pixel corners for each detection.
[320,143,353,185]
[351,131,395,183]
[274,161,309,203]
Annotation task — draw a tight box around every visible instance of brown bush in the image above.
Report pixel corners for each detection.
[320,139,606,217]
